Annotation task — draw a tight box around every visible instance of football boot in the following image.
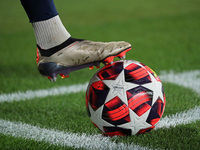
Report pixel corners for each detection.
[36,37,131,82]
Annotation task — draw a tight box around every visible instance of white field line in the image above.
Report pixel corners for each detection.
[0,70,199,104]
[0,70,200,149]
[0,106,199,150]
[0,119,150,150]
[159,70,200,95]
[155,106,200,129]
[156,70,200,128]
[0,82,88,103]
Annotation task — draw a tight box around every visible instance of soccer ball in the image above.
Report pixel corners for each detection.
[86,60,166,136]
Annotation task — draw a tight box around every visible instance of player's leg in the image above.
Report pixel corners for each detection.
[20,0,70,49]
[20,0,132,82]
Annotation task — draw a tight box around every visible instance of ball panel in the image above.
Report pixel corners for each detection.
[127,88,153,117]
[127,87,153,115]
[102,96,130,125]
[146,98,165,126]
[103,126,132,136]
[97,62,124,80]
[87,81,109,111]
[141,63,161,82]
[124,64,152,84]
[137,126,155,134]
[133,102,152,117]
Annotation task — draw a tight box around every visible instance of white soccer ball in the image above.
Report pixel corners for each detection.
[86,60,166,136]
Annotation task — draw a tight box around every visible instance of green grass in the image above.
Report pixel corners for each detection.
[113,121,200,150]
[0,134,73,150]
[0,0,200,149]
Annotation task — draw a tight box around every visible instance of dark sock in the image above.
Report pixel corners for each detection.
[20,0,58,22]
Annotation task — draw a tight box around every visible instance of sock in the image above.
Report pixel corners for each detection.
[20,0,71,49]
[32,15,71,49]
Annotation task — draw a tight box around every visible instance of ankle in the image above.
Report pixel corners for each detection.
[33,15,71,49]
